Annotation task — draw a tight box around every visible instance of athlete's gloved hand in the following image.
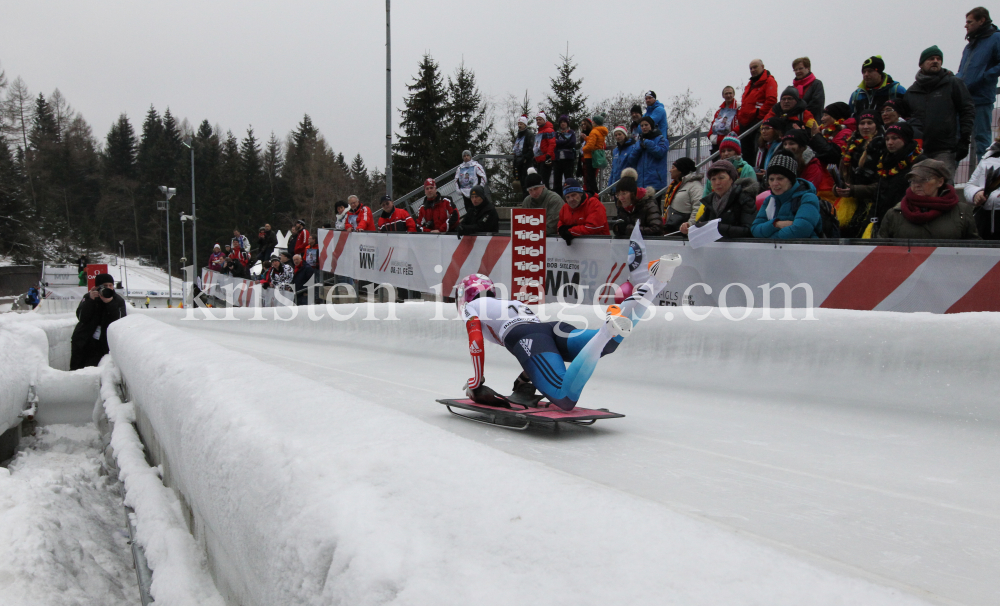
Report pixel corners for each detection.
[558,225,575,245]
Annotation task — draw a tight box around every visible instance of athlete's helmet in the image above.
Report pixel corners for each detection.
[456,273,495,312]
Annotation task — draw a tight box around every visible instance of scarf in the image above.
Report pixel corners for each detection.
[967,22,998,42]
[914,69,950,90]
[876,142,922,178]
[793,73,816,98]
[712,187,734,217]
[901,185,958,224]
[664,179,682,211]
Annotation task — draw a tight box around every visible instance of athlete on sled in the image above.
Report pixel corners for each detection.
[458,224,681,410]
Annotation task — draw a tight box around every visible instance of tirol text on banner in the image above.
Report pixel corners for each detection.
[511,209,545,304]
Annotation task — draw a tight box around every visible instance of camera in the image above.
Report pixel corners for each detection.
[100,287,115,298]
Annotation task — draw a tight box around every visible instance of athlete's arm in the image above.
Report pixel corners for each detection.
[466,316,485,389]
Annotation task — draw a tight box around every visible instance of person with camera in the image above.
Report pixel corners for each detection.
[70,273,127,370]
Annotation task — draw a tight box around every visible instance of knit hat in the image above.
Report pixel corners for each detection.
[524,167,543,189]
[517,114,529,126]
[630,104,642,115]
[270,252,280,261]
[857,110,881,126]
[470,184,489,203]
[780,86,800,100]
[645,90,657,99]
[94,273,115,287]
[824,102,852,121]
[639,116,656,129]
[536,110,547,121]
[213,243,221,250]
[462,149,472,158]
[296,218,306,226]
[761,116,789,133]
[881,98,910,117]
[766,151,799,182]
[706,159,739,182]
[919,45,943,65]
[909,158,952,183]
[613,125,629,138]
[673,157,697,176]
[781,129,810,149]
[719,134,742,155]
[616,167,639,196]
[562,178,584,197]
[885,122,914,143]
[558,114,570,126]
[862,55,885,74]
[592,114,605,126]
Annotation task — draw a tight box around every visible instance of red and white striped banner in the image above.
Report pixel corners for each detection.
[200,269,264,307]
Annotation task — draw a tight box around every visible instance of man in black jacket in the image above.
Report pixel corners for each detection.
[905,45,975,174]
[291,254,315,306]
[256,224,278,265]
[70,273,127,370]
[457,185,500,236]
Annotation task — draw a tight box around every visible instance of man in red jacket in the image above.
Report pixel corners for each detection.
[557,178,610,245]
[346,195,375,232]
[533,111,556,189]
[417,178,459,233]
[738,58,778,165]
[290,219,310,257]
[377,195,416,232]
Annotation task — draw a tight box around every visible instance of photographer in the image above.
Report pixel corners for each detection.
[70,273,127,370]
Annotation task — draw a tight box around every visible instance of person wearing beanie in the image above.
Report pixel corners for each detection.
[521,167,563,236]
[613,167,663,237]
[512,114,536,189]
[682,159,760,239]
[553,115,577,196]
[629,104,644,140]
[70,271,127,370]
[738,59,779,166]
[610,124,640,186]
[849,55,907,117]
[763,85,818,131]
[532,111,557,188]
[904,45,974,173]
[580,116,608,194]
[709,85,741,152]
[879,98,909,128]
[958,7,1000,160]
[791,57,826,123]
[780,130,836,202]
[879,159,979,240]
[457,185,500,236]
[636,115,670,193]
[663,157,705,233]
[701,135,757,199]
[752,151,824,240]
[557,177,610,244]
[209,243,226,272]
[456,149,488,213]
[755,117,788,175]
[643,91,668,136]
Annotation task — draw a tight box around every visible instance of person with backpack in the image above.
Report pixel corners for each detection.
[751,152,824,239]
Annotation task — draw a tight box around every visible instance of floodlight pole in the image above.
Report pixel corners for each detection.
[182,139,197,293]
[385,0,392,197]
[159,186,177,307]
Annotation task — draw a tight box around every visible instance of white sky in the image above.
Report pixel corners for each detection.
[1,0,974,172]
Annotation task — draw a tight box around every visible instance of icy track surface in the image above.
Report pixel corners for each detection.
[149,303,999,606]
[0,424,135,606]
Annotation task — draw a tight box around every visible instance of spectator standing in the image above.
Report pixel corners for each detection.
[292,254,316,305]
[229,242,250,268]
[290,219,310,257]
[792,57,826,120]
[417,179,459,233]
[781,130,836,203]
[635,116,670,195]
[334,201,349,230]
[232,228,250,256]
[346,195,376,232]
[557,178,610,244]
[580,116,608,195]
[256,225,278,265]
[755,117,788,176]
[553,115,577,195]
[223,243,232,257]
[642,91,669,139]
[764,87,819,131]
[377,195,416,232]
[703,135,756,198]
[964,138,1000,238]
[458,185,500,236]
[849,56,906,117]
[880,99,909,128]
[533,111,556,188]
[681,160,760,238]
[709,86,740,152]
[208,244,225,272]
[905,46,975,174]
[834,111,887,237]
[880,159,980,239]
[613,168,663,237]
[663,157,704,233]
[629,105,644,140]
[958,7,1000,160]
[751,153,823,240]
[738,59,779,166]
[455,150,488,212]
[610,125,641,185]
[512,115,535,189]
[273,253,295,306]
[70,273,127,370]
[521,168,563,236]
[305,234,319,269]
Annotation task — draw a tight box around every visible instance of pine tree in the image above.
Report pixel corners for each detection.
[263,132,290,218]
[443,62,494,166]
[544,54,588,127]
[392,53,448,195]
[3,77,36,208]
[240,126,265,228]
[104,113,137,179]
[0,134,34,261]
[99,113,141,253]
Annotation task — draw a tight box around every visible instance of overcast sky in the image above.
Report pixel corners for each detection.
[1,0,975,173]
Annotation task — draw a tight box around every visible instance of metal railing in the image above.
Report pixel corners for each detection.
[655,122,762,199]
[394,154,513,216]
[596,127,704,198]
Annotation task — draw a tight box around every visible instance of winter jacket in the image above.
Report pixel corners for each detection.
[880,190,980,240]
[643,100,669,139]
[418,195,459,233]
[231,234,250,254]
[848,74,906,116]
[738,70,778,127]
[709,100,740,145]
[521,187,563,236]
[849,143,926,224]
[614,187,663,237]
[797,150,835,201]
[533,121,556,163]
[665,172,704,221]
[347,205,376,232]
[795,74,826,122]
[256,230,278,263]
[701,158,756,198]
[751,179,823,239]
[905,69,975,157]
[581,125,608,159]
[635,129,670,191]
[70,292,127,370]
[513,129,535,170]
[610,138,641,185]
[694,177,760,238]
[228,249,250,267]
[958,24,1000,105]
[455,160,488,198]
[756,140,783,173]
[808,131,845,166]
[377,207,417,232]
[558,195,610,236]
[964,149,1000,211]
[293,228,310,257]
[334,210,349,230]
[458,196,500,235]
[208,251,226,272]
[763,100,817,130]
[554,129,577,161]
[292,262,316,303]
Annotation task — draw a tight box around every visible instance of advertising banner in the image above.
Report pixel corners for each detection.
[85,264,109,290]
[510,209,546,304]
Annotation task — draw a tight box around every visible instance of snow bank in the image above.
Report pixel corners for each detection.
[0,323,48,433]
[98,358,225,606]
[109,312,929,605]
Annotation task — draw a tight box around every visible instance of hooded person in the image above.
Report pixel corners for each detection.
[682,159,760,238]
[613,167,663,237]
[635,115,670,192]
[610,125,641,185]
[663,157,705,232]
[457,185,500,236]
[849,55,907,116]
[70,273,127,370]
[905,45,975,170]
[642,91,669,139]
[455,150,488,211]
[512,114,536,189]
[964,138,1000,239]
[764,86,818,130]
[520,167,563,236]
[751,152,824,239]
[880,159,979,239]
[781,129,836,202]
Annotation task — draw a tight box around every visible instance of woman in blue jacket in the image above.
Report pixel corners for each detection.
[751,152,823,239]
[610,125,640,186]
[636,116,670,193]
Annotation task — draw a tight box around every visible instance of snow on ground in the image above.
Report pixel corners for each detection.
[0,424,136,606]
[106,257,182,297]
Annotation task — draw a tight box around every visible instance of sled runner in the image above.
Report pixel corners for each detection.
[436,398,624,431]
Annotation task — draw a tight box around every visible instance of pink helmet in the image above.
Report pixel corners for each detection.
[613,280,634,304]
[456,273,495,311]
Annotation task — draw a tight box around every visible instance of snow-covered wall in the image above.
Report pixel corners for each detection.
[0,323,47,433]
[108,311,935,605]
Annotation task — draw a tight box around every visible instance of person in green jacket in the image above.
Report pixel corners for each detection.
[702,135,756,198]
[879,159,980,240]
